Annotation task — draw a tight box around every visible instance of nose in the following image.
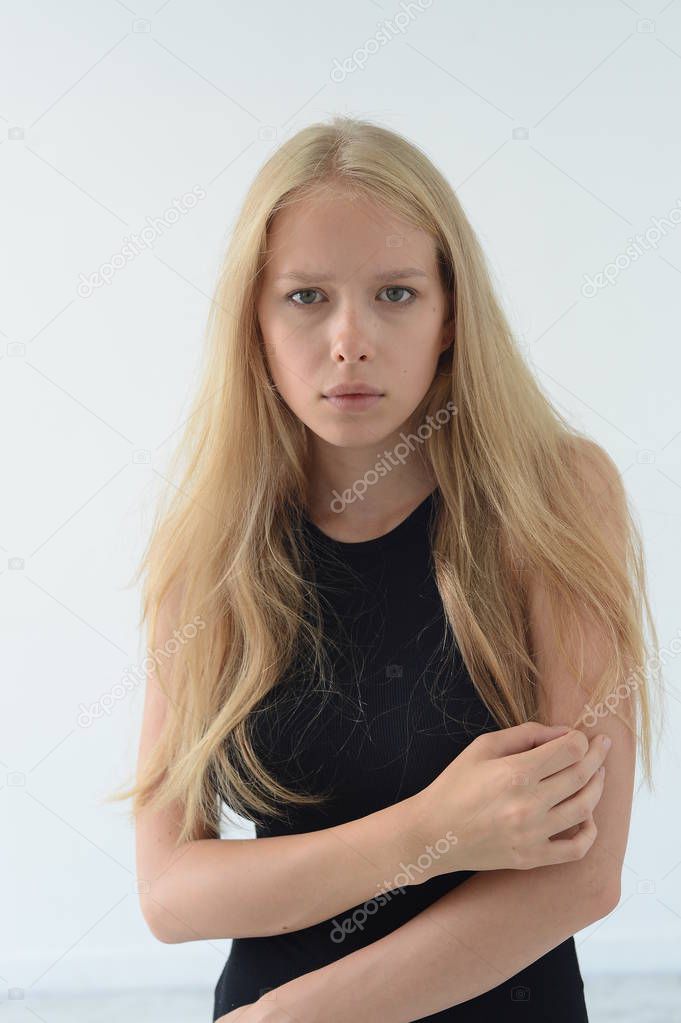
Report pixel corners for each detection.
[329,304,375,364]
[332,345,370,363]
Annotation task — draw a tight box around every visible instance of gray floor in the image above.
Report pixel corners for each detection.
[8,976,681,1021]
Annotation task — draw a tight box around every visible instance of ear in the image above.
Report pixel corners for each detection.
[439,316,455,353]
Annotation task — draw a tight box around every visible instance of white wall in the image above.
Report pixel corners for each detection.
[3,0,680,999]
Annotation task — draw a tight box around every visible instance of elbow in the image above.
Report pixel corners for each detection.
[145,921,178,944]
[599,876,622,917]
[583,874,621,925]
[140,903,174,944]
[143,911,186,945]
[139,887,188,944]
[145,916,184,945]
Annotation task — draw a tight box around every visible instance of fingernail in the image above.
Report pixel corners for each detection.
[598,766,605,776]
[601,735,612,749]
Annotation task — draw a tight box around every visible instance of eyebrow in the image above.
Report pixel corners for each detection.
[273,266,430,283]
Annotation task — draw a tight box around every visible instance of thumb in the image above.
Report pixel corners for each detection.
[482,721,571,758]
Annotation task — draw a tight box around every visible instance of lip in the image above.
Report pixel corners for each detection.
[323,393,383,411]
[323,383,384,397]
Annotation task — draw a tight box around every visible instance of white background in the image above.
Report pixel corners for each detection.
[2,0,680,1001]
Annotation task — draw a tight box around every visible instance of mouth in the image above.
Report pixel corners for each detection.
[322,392,384,411]
[324,391,384,398]
[323,383,384,398]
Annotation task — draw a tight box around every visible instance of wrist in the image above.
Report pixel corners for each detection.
[397,791,438,884]
[401,789,462,882]
[375,793,435,888]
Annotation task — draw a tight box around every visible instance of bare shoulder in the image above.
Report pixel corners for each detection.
[525,436,631,719]
[565,436,629,535]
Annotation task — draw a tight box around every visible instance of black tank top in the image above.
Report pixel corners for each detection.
[213,488,588,1021]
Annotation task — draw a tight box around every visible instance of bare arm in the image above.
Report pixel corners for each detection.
[240,445,636,1020]
[141,799,424,944]
[255,830,619,1023]
[135,586,423,944]
[263,611,633,1021]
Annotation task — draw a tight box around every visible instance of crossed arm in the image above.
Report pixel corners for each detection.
[249,675,633,1022]
[228,448,636,1022]
[245,660,633,1021]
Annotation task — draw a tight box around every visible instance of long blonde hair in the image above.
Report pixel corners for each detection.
[108,116,664,844]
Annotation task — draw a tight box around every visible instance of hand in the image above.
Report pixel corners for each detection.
[408,722,610,877]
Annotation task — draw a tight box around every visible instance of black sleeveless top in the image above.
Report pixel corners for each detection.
[213,489,588,1021]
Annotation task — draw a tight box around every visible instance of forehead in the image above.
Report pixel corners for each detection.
[262,187,437,280]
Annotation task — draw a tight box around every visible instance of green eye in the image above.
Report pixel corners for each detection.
[288,289,322,306]
[378,286,415,304]
[286,286,416,307]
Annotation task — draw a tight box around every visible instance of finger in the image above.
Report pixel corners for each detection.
[544,762,606,836]
[548,821,582,842]
[515,728,591,781]
[540,735,610,807]
[483,721,572,758]
[538,814,598,866]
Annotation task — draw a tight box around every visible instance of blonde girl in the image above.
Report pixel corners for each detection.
[110,116,661,1022]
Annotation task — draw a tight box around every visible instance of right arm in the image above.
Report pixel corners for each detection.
[135,588,425,945]
[136,591,610,945]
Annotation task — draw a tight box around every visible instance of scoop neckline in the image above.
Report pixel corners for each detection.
[302,488,439,554]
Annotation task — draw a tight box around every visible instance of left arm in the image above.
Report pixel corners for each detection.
[222,446,636,1022]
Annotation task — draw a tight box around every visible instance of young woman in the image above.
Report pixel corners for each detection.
[112,117,661,1021]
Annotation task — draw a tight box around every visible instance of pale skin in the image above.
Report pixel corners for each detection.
[134,186,634,1020]
[256,182,456,534]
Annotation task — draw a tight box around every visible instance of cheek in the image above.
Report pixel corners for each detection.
[270,334,317,376]
[265,336,322,406]
[260,308,304,369]
[391,332,441,374]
